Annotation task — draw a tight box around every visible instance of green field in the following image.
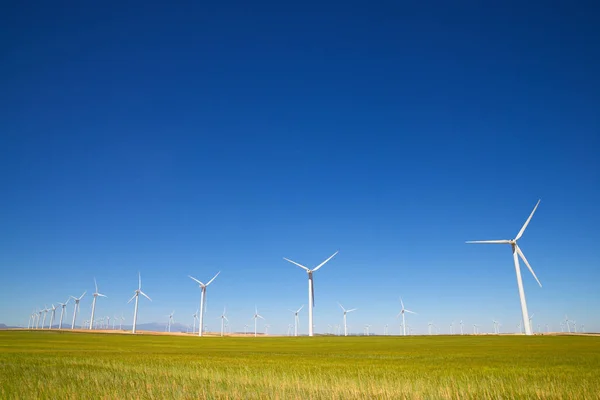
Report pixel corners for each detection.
[1,331,599,399]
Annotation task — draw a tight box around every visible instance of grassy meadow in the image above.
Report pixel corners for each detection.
[1,331,599,399]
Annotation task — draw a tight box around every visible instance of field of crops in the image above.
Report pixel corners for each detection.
[1,331,599,399]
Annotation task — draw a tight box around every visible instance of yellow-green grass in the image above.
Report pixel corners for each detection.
[1,331,599,399]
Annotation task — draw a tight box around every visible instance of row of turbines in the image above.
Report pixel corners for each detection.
[25,200,580,337]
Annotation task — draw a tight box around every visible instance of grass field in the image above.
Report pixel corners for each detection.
[1,331,599,399]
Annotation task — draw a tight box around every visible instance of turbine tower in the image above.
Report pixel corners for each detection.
[41,305,49,329]
[289,305,303,337]
[338,303,357,336]
[167,311,175,332]
[89,279,107,330]
[466,200,543,336]
[192,310,198,335]
[283,251,338,337]
[128,272,152,334]
[57,299,69,329]
[396,298,416,336]
[189,271,220,337]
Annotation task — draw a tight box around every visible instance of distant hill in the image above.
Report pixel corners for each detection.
[0,323,17,329]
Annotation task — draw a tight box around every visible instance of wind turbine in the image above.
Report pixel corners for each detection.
[244,324,249,335]
[283,251,338,337]
[189,271,220,337]
[289,305,303,337]
[338,303,357,337]
[252,306,264,337]
[167,311,175,332]
[460,320,464,335]
[49,304,57,329]
[219,307,228,337]
[364,324,371,336]
[192,310,199,335]
[89,279,107,330]
[529,314,535,333]
[564,315,571,333]
[128,272,152,334]
[265,324,271,335]
[466,200,543,336]
[71,290,87,329]
[57,299,69,329]
[120,314,125,330]
[41,305,49,329]
[396,298,416,336]
[493,319,499,334]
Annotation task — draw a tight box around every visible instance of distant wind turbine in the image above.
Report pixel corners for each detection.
[41,305,49,329]
[466,200,543,336]
[128,272,152,334]
[49,304,57,329]
[167,311,175,332]
[289,305,303,337]
[283,251,338,337]
[252,306,264,337]
[189,271,220,337]
[57,299,69,329]
[396,298,416,336]
[89,279,107,330]
[338,303,357,337]
[192,310,199,335]
[219,307,228,337]
[71,290,87,329]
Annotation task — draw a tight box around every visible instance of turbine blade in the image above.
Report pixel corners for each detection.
[465,240,511,244]
[224,316,229,322]
[138,272,142,290]
[189,276,204,286]
[205,271,220,286]
[297,305,304,313]
[312,251,339,272]
[258,314,265,320]
[80,291,86,299]
[405,310,417,315]
[97,293,107,298]
[127,294,136,303]
[94,278,98,293]
[516,245,542,287]
[283,257,310,271]
[400,297,404,309]
[516,199,541,241]
[347,308,357,312]
[140,291,152,301]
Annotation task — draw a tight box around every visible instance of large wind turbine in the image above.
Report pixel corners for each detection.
[167,311,175,333]
[41,305,49,329]
[57,299,69,329]
[283,251,338,337]
[189,271,220,337]
[466,200,543,336]
[289,305,303,337]
[89,279,107,330]
[396,298,416,336]
[252,306,264,337]
[128,272,152,334]
[338,303,357,336]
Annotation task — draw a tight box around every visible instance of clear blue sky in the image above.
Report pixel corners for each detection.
[1,1,599,334]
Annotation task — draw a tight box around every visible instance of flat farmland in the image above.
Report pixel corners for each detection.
[1,331,599,399]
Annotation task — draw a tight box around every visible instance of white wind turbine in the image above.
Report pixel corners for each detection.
[289,305,303,337]
[120,314,125,330]
[283,251,338,337]
[460,320,464,335]
[396,298,416,336]
[57,299,69,329]
[41,305,49,329]
[252,306,264,337]
[37,309,43,329]
[338,303,357,337]
[219,307,228,337]
[529,314,535,333]
[128,272,152,334]
[49,304,57,329]
[167,311,175,332]
[466,200,543,336]
[89,279,107,330]
[192,310,199,335]
[189,271,220,337]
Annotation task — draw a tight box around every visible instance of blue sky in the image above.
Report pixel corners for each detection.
[1,1,599,334]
